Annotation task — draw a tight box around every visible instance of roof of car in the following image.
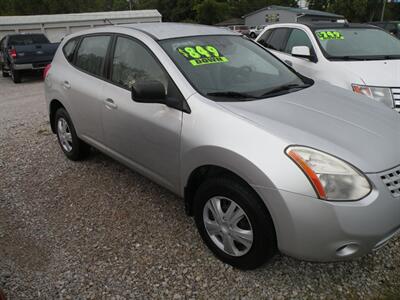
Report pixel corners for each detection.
[119,22,239,40]
[369,21,400,24]
[302,22,379,30]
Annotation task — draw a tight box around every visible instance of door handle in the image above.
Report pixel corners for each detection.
[284,60,293,67]
[104,98,118,109]
[62,81,71,89]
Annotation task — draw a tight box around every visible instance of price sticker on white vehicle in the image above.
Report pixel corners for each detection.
[317,31,344,40]
[177,45,229,66]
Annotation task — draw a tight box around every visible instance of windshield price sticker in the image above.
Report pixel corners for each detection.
[317,31,344,40]
[177,45,229,66]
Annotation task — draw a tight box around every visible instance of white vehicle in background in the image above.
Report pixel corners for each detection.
[249,25,267,39]
[256,22,400,112]
[228,25,250,36]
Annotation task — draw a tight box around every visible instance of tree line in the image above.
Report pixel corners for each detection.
[0,0,399,24]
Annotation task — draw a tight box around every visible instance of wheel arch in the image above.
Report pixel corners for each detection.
[49,99,65,133]
[181,146,277,217]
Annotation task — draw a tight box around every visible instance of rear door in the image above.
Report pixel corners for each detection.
[100,35,183,190]
[66,34,112,144]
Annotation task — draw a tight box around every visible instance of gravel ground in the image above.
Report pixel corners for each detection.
[0,74,399,299]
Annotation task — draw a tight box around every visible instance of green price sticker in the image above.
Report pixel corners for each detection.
[317,31,344,40]
[177,45,229,66]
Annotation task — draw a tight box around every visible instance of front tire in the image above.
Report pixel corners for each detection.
[54,108,91,161]
[194,177,277,270]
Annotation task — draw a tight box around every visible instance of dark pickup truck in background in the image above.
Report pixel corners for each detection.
[0,33,59,83]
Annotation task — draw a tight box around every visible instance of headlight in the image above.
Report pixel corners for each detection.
[352,84,393,108]
[286,146,371,201]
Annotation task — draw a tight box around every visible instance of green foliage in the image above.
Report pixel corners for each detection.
[0,0,399,24]
[308,0,400,22]
[194,0,229,24]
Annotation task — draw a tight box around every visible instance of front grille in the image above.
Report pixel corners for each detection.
[381,166,400,198]
[392,88,400,112]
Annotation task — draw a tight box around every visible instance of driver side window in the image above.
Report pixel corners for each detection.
[284,29,314,54]
[111,36,168,91]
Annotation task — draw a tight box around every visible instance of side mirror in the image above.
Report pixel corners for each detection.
[291,46,317,62]
[131,80,166,104]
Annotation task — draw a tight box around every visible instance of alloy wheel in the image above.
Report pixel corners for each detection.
[57,117,73,152]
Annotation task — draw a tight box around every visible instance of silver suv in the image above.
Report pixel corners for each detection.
[45,23,400,269]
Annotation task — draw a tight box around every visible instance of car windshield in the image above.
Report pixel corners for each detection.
[159,35,309,101]
[315,28,400,60]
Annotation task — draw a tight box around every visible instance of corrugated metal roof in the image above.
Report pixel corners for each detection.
[0,10,161,26]
[243,5,343,19]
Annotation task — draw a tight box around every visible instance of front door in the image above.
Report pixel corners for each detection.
[101,36,183,190]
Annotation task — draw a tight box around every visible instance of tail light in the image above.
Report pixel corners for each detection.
[8,48,17,59]
[43,64,51,79]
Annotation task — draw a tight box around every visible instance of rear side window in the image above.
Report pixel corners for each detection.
[62,38,78,62]
[8,34,49,46]
[284,29,314,54]
[75,35,111,77]
[266,28,290,51]
[257,29,273,47]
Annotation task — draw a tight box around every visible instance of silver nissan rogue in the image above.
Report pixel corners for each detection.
[44,23,400,269]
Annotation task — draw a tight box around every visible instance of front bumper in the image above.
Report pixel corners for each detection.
[253,172,400,262]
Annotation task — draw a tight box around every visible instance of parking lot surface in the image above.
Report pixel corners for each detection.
[0,75,399,299]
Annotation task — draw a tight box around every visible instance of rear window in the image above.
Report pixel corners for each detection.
[63,38,79,62]
[8,34,49,46]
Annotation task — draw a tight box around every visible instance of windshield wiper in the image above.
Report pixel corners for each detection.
[260,83,310,98]
[329,55,400,61]
[206,91,259,100]
[378,55,400,60]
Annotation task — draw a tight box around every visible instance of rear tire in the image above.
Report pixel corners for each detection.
[1,66,9,77]
[54,108,91,161]
[250,32,256,39]
[194,177,277,270]
[11,67,21,83]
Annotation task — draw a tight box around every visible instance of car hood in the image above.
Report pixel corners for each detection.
[337,59,400,87]
[218,83,400,173]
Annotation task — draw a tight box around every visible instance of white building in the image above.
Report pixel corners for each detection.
[0,10,162,42]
